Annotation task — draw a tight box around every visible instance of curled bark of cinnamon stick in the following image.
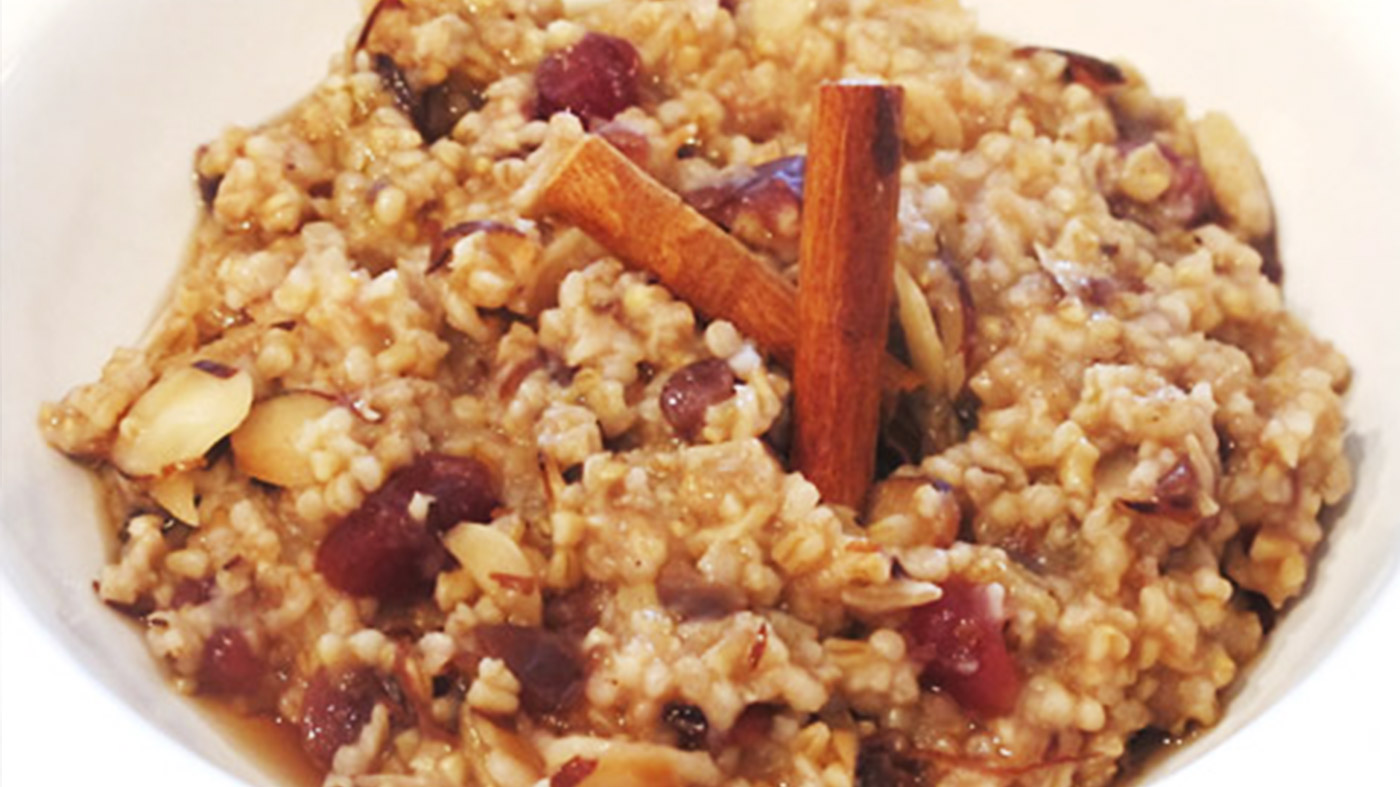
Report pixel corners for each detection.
[792,82,905,508]
[529,136,918,391]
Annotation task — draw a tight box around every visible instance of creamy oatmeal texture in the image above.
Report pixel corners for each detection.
[39,0,1352,785]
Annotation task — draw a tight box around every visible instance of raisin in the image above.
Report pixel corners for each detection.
[659,359,737,440]
[662,702,709,751]
[417,75,483,143]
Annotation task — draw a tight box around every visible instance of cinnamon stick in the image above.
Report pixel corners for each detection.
[530,136,918,391]
[792,82,905,508]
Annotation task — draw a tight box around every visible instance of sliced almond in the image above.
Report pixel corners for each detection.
[894,265,947,397]
[111,365,254,477]
[545,739,722,787]
[149,471,200,526]
[841,579,944,614]
[444,524,542,624]
[230,392,337,487]
[1193,112,1273,240]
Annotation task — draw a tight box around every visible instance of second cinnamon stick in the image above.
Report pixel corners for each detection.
[792,82,904,508]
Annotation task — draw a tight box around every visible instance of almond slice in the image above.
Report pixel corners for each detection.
[111,364,254,477]
[230,393,337,487]
[444,524,542,624]
[149,471,200,526]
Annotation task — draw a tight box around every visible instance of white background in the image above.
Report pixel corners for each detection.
[3,1,1399,785]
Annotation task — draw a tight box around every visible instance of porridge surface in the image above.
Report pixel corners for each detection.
[40,0,1351,785]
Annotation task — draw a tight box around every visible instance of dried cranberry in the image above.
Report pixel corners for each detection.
[660,359,737,440]
[903,580,1020,718]
[1120,457,1199,519]
[476,624,585,717]
[534,32,642,123]
[727,703,778,747]
[543,582,606,639]
[1154,458,1197,512]
[1157,149,1216,228]
[662,702,710,751]
[197,172,223,209]
[315,453,498,602]
[655,560,745,620]
[551,757,599,787]
[198,627,263,696]
[171,577,214,608]
[300,669,384,769]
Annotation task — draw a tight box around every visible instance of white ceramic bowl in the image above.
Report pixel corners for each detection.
[3,0,1398,784]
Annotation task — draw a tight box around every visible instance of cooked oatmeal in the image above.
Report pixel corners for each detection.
[40,0,1351,785]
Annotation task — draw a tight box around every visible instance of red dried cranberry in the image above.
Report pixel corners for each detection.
[1157,148,1216,228]
[903,580,1021,717]
[315,453,498,602]
[476,624,585,717]
[198,627,263,696]
[655,560,745,620]
[300,668,384,769]
[727,703,778,747]
[387,453,497,531]
[660,359,737,440]
[171,577,214,609]
[197,172,223,209]
[534,32,642,123]
[543,582,606,639]
[551,757,599,787]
